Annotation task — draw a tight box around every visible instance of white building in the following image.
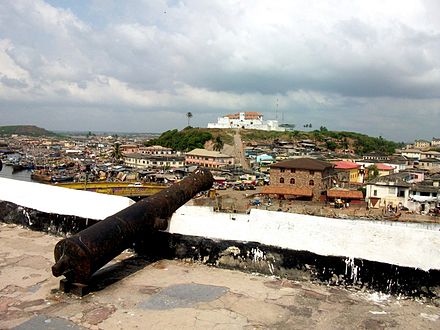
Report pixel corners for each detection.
[401,148,421,160]
[208,112,285,131]
[414,139,430,149]
[138,145,175,155]
[365,173,412,208]
[431,138,440,147]
[124,153,185,169]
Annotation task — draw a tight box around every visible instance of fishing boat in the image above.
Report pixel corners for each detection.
[51,174,74,183]
[30,170,53,183]
[12,163,35,173]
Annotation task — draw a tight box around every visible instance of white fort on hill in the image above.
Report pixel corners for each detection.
[208,112,285,131]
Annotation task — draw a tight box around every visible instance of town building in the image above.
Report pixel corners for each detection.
[417,158,440,171]
[332,160,363,186]
[362,152,390,161]
[375,163,396,176]
[431,137,440,147]
[326,188,365,205]
[124,153,184,169]
[263,158,335,201]
[365,172,413,209]
[414,139,430,149]
[185,149,235,168]
[120,144,139,155]
[420,150,440,159]
[407,182,439,214]
[400,148,421,160]
[138,145,174,155]
[207,112,285,131]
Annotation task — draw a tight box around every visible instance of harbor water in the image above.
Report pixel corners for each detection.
[0,163,32,182]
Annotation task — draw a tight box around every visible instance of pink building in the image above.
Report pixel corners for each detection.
[185,149,235,168]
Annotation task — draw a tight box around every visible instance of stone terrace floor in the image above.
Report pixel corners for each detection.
[1,223,440,329]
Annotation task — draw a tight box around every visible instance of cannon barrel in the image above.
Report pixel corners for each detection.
[52,168,213,284]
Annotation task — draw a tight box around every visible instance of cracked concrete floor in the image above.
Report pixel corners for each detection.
[1,223,440,329]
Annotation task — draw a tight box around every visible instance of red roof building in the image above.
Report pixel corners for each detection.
[376,163,395,171]
[333,161,361,170]
[332,161,363,185]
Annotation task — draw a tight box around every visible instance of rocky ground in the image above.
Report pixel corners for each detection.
[1,223,439,329]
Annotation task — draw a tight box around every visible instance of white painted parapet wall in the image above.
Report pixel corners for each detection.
[2,177,439,272]
[167,205,440,272]
[0,177,135,220]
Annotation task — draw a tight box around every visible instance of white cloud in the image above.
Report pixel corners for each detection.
[0,0,439,141]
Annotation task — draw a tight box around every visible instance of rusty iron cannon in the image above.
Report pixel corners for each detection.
[52,168,213,289]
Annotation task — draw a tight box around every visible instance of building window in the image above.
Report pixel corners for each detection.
[290,169,295,173]
[310,170,315,175]
[290,178,295,184]
[398,190,405,197]
[280,178,284,184]
[373,190,377,196]
[309,180,314,186]
[280,169,285,173]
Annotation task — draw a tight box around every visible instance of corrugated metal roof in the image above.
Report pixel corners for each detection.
[186,148,232,158]
[327,189,364,199]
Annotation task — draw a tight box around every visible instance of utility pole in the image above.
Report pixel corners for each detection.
[276,98,279,121]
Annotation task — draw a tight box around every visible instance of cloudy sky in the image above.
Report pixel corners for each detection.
[1,0,440,141]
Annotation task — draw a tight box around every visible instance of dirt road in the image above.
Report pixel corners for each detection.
[233,129,250,170]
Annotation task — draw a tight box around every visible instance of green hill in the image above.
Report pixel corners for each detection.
[239,128,404,155]
[144,127,234,152]
[0,125,57,137]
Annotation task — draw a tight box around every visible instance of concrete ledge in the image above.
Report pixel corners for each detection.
[135,232,440,298]
[2,200,440,298]
[0,177,134,220]
[0,200,98,235]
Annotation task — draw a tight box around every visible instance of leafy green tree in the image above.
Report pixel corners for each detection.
[213,136,224,152]
[326,140,337,151]
[145,128,213,151]
[367,165,379,180]
[312,131,324,142]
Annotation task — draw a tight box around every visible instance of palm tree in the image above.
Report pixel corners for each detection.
[213,136,224,152]
[186,112,193,127]
[111,142,122,161]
